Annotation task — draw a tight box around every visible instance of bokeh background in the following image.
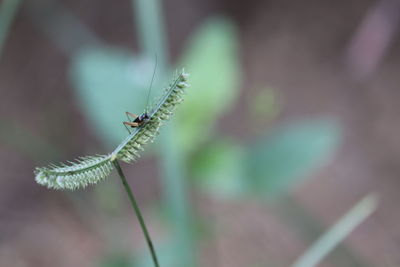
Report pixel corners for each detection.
[1,0,400,266]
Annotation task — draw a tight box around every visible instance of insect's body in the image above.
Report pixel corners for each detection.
[123,112,150,131]
[134,112,150,125]
[123,57,157,133]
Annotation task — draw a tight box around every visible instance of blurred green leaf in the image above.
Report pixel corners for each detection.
[177,17,241,152]
[249,87,282,122]
[247,118,341,196]
[69,46,155,148]
[99,252,133,267]
[191,139,247,198]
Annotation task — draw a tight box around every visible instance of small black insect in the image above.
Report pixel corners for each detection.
[123,57,157,134]
[123,111,150,128]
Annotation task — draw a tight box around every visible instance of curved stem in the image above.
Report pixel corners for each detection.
[113,160,160,267]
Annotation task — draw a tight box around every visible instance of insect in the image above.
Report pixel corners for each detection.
[123,111,150,128]
[123,57,157,134]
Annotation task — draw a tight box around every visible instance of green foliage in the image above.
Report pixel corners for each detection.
[176,17,241,152]
[99,252,132,267]
[174,19,342,201]
[189,119,341,199]
[192,139,247,197]
[249,87,282,122]
[246,119,341,196]
[34,71,189,190]
[70,46,156,147]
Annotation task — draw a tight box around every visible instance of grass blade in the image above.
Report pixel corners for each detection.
[292,194,378,267]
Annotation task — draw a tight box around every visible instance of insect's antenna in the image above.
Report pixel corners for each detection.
[145,55,157,113]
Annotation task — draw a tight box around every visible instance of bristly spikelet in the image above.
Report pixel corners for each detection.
[34,154,114,190]
[112,70,190,163]
[34,70,189,190]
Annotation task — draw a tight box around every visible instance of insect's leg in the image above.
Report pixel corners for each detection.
[124,121,139,127]
[126,112,138,122]
[125,112,132,122]
[123,122,131,134]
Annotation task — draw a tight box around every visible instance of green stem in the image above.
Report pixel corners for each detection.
[0,0,22,60]
[132,0,196,266]
[276,195,369,267]
[159,123,195,266]
[292,194,378,267]
[113,160,160,267]
[131,0,168,74]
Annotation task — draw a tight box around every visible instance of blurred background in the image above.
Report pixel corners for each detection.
[1,0,400,266]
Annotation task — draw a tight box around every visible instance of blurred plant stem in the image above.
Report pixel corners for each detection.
[276,195,370,267]
[292,194,378,267]
[113,161,160,267]
[132,0,167,73]
[131,0,196,266]
[0,0,22,61]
